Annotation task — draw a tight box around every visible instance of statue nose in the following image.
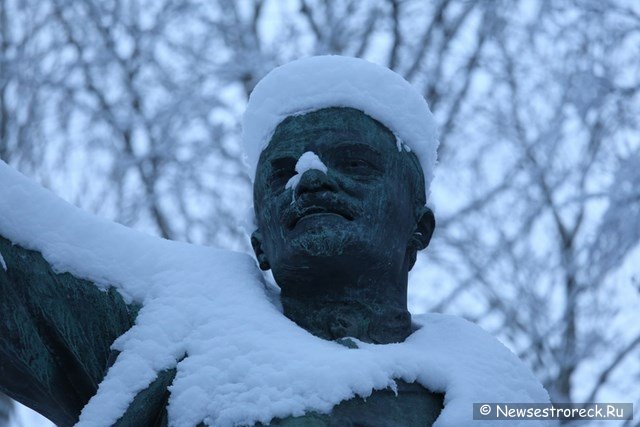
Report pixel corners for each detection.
[295,169,337,198]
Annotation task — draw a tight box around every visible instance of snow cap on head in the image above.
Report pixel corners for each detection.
[242,55,439,196]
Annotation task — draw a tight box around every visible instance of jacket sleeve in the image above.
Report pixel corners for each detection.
[0,235,138,427]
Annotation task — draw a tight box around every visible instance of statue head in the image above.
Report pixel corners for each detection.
[251,107,434,299]
[243,56,438,341]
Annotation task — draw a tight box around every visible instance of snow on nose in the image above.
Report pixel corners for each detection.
[285,151,328,192]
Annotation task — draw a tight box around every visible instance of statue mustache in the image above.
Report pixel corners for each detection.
[282,193,362,229]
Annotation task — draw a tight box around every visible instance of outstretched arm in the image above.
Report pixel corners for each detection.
[0,235,137,427]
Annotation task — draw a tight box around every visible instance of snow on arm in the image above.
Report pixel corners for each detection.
[0,160,549,427]
[0,160,259,425]
[0,250,6,271]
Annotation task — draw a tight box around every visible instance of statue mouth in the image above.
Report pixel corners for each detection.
[291,206,354,228]
[284,196,358,229]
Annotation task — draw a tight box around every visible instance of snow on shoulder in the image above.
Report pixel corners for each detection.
[243,55,439,195]
[0,160,549,427]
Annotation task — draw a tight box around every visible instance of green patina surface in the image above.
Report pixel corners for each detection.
[0,235,135,425]
[0,236,177,426]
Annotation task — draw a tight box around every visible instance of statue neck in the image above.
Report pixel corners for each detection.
[281,296,412,344]
[278,264,412,344]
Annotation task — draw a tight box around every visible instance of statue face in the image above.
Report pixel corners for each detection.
[252,108,432,293]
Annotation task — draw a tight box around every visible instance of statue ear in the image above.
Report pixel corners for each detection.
[412,206,435,250]
[251,230,271,271]
[407,206,435,270]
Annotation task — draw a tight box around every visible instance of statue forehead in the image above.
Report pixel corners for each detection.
[252,106,426,208]
[261,107,397,158]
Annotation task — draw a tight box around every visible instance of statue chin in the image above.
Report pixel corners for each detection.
[271,229,389,300]
[286,217,363,259]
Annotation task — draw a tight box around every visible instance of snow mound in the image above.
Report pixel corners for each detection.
[242,55,438,196]
[0,161,549,427]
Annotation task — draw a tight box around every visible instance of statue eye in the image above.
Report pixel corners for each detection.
[326,143,382,177]
[270,157,296,187]
[273,169,292,179]
[340,158,372,173]
[272,168,294,184]
[348,159,368,168]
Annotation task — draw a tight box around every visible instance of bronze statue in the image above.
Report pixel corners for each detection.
[1,56,546,426]
[0,105,443,426]
[252,107,442,425]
